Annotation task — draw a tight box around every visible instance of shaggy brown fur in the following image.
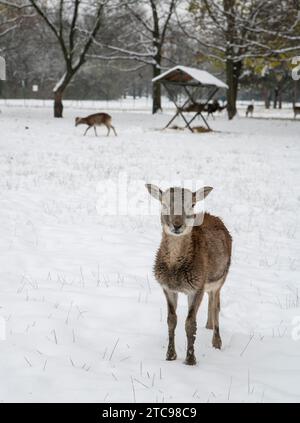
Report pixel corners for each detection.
[146,185,232,365]
[155,213,232,293]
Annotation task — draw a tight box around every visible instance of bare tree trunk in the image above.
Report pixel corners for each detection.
[226,59,241,120]
[264,87,270,109]
[224,0,241,120]
[293,81,298,107]
[54,90,64,118]
[53,72,74,118]
[29,0,105,118]
[226,60,236,119]
[273,87,279,109]
[152,85,161,114]
[152,55,162,114]
[278,83,282,109]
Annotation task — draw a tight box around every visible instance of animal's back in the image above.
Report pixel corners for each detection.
[87,112,112,125]
[193,213,232,284]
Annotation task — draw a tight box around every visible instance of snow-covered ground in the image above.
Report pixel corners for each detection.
[0,105,299,403]
[1,97,299,119]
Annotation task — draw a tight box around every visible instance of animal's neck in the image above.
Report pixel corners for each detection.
[162,231,193,267]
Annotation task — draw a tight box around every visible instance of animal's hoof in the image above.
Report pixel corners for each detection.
[184,355,197,366]
[166,351,177,361]
[213,336,222,350]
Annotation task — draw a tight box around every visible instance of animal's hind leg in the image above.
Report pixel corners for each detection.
[106,125,110,136]
[84,126,91,136]
[212,289,222,349]
[111,125,117,136]
[206,292,213,330]
[217,289,220,311]
[163,289,178,361]
[185,289,205,365]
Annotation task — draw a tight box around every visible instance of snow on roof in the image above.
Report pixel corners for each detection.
[152,65,228,89]
[0,56,6,80]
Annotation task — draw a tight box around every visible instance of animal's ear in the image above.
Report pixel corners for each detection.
[145,184,162,202]
[192,186,213,204]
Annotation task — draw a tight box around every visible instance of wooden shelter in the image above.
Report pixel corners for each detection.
[152,66,228,132]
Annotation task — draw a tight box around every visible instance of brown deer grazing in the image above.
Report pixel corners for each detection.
[75,113,117,137]
[293,105,300,119]
[205,100,227,119]
[246,104,254,117]
[182,100,226,119]
[182,102,206,113]
[146,185,232,365]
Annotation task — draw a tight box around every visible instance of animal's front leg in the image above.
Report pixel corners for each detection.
[185,289,204,365]
[163,289,178,361]
[84,126,91,136]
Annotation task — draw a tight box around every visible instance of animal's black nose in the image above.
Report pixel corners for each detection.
[174,223,182,231]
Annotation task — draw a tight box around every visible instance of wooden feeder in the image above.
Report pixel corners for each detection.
[152,65,228,132]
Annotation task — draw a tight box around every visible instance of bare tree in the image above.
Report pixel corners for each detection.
[0,1,34,97]
[92,0,178,113]
[185,0,300,119]
[25,0,109,117]
[144,0,177,113]
[0,1,31,52]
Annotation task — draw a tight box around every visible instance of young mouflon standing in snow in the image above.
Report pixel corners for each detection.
[75,113,117,137]
[146,185,232,365]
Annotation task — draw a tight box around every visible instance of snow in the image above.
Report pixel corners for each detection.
[152,65,229,89]
[0,104,300,403]
[1,98,299,119]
